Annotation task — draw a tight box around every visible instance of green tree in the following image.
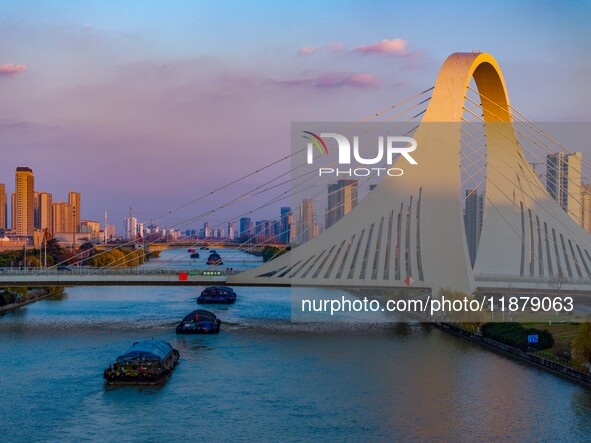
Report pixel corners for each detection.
[262,246,286,262]
[572,320,591,366]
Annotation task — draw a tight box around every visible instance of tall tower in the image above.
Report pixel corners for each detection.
[280,207,292,243]
[0,184,6,231]
[68,191,81,233]
[52,201,75,234]
[546,152,582,225]
[239,217,252,239]
[38,192,53,235]
[325,179,358,229]
[299,198,315,243]
[11,192,15,229]
[15,166,35,237]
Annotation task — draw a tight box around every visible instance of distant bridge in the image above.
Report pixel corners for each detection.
[2,268,591,296]
[93,242,282,255]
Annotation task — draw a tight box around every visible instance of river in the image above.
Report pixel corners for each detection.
[1,250,590,442]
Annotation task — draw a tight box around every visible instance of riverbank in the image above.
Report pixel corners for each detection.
[435,322,591,390]
[0,288,61,314]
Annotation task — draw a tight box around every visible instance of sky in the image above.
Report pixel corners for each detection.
[0,0,590,231]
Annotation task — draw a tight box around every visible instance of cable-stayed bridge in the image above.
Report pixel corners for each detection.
[4,52,591,295]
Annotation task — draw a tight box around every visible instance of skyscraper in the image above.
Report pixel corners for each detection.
[53,201,75,234]
[11,192,15,229]
[123,216,138,240]
[299,198,314,243]
[239,217,252,240]
[14,166,35,237]
[33,191,40,228]
[546,152,582,225]
[280,207,292,243]
[68,191,81,232]
[326,179,358,229]
[227,221,235,240]
[0,184,6,231]
[38,192,53,235]
[464,189,484,267]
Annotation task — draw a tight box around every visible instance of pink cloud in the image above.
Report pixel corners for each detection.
[277,72,379,89]
[298,43,343,55]
[298,46,318,55]
[0,64,27,76]
[354,38,409,56]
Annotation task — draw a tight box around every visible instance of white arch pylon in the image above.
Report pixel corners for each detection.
[229,52,591,294]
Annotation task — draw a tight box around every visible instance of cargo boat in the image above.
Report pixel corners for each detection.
[103,340,180,386]
[176,310,221,334]
[206,252,223,265]
[197,286,237,304]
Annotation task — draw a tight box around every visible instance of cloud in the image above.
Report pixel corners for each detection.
[0,64,27,76]
[354,38,409,56]
[298,43,343,55]
[277,72,379,89]
[298,46,318,55]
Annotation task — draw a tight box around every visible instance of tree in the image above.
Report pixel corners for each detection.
[572,320,591,366]
[262,246,285,262]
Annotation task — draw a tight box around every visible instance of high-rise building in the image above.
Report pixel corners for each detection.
[105,224,116,241]
[203,222,211,238]
[80,220,101,233]
[255,220,274,242]
[547,152,582,225]
[0,184,6,231]
[37,192,53,235]
[33,191,40,228]
[326,179,358,229]
[123,216,138,240]
[280,207,292,243]
[14,166,35,237]
[239,217,252,239]
[68,192,81,232]
[227,222,235,240]
[464,189,484,267]
[299,198,315,243]
[582,184,591,233]
[53,202,75,234]
[11,192,15,229]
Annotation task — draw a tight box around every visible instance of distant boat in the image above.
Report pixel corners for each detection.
[197,286,237,304]
[190,252,200,259]
[206,252,223,265]
[188,248,195,253]
[176,310,221,334]
[103,340,180,386]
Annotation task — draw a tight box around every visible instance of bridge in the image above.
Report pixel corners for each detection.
[5,52,591,296]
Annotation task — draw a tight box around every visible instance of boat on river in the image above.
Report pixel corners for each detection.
[176,309,221,334]
[206,252,223,265]
[197,286,237,304]
[103,340,180,386]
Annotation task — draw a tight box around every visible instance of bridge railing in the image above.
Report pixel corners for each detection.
[475,273,591,286]
[0,267,244,276]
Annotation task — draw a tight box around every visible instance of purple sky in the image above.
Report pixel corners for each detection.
[1,1,590,231]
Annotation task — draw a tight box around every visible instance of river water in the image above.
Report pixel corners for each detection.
[1,250,591,442]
